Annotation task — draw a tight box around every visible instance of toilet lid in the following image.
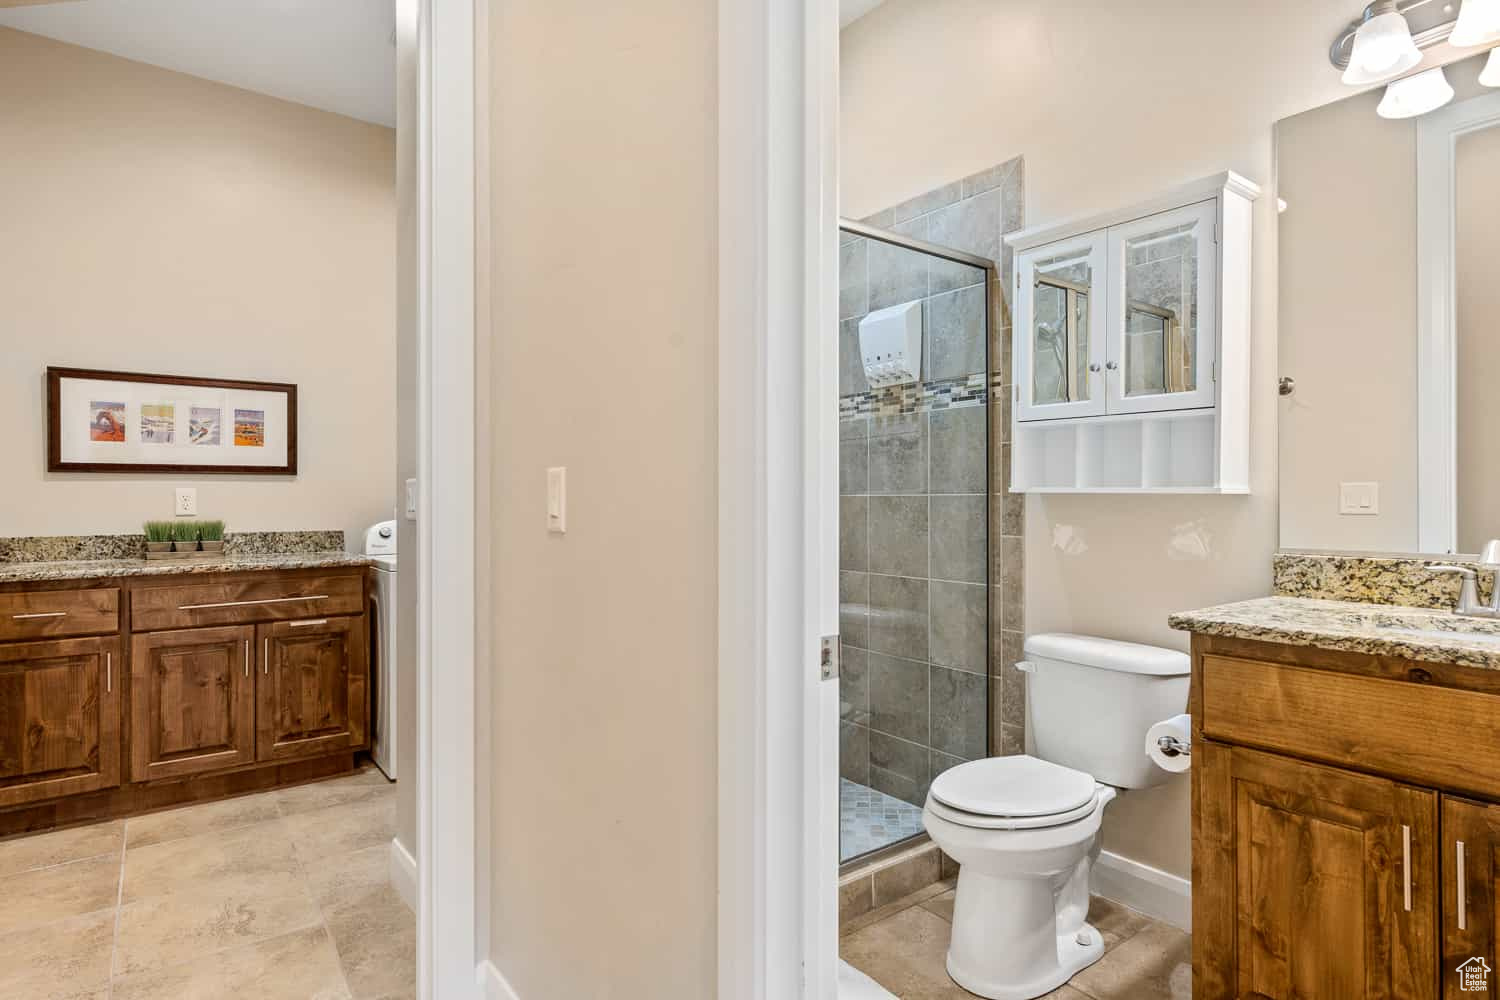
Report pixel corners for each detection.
[929,756,1096,819]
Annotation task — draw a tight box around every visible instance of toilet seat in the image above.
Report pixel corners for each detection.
[929,755,1099,830]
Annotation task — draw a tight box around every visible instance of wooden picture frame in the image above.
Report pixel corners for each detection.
[46,367,298,475]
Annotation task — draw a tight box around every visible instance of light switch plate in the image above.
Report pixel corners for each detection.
[547,467,566,534]
[174,487,197,516]
[404,478,418,521]
[1339,481,1379,516]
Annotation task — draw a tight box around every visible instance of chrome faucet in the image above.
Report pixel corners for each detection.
[1427,540,1500,618]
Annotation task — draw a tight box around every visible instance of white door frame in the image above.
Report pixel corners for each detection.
[717,0,841,997]
[414,0,480,997]
[1416,88,1500,554]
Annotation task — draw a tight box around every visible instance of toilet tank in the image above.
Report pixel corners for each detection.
[1022,633,1190,790]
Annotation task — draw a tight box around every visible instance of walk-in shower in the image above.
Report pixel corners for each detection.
[838,218,993,865]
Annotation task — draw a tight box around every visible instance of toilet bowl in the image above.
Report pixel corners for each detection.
[921,634,1190,1000]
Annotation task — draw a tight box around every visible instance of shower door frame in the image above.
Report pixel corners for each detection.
[835,218,996,871]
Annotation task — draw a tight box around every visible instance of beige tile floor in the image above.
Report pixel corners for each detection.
[841,880,1191,1000]
[0,763,415,1000]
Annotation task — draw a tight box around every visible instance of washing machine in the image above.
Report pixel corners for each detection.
[365,520,398,779]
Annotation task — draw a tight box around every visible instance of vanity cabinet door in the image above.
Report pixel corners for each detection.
[1014,231,1108,422]
[1195,741,1438,1000]
[255,616,366,762]
[131,626,256,781]
[0,636,121,808]
[1443,797,1500,997]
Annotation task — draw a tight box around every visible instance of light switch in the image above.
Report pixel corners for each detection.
[1339,481,1379,516]
[547,467,566,534]
[174,487,197,516]
[404,478,418,521]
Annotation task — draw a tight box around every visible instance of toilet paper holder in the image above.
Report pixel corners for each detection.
[1154,734,1191,758]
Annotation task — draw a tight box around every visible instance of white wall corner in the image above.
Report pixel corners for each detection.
[389,836,417,913]
[477,960,521,1000]
[1091,850,1192,932]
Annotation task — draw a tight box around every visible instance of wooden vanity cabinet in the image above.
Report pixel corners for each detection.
[1191,633,1500,1000]
[0,566,370,834]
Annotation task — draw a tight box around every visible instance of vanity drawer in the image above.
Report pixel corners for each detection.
[0,588,119,641]
[131,571,364,631]
[1200,654,1500,800]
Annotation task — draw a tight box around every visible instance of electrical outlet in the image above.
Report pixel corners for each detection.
[174,487,198,517]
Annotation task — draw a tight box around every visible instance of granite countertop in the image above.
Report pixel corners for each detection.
[1169,595,1500,670]
[0,551,373,584]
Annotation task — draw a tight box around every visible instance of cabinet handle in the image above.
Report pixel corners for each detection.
[264,638,269,675]
[1403,824,1412,912]
[244,639,250,678]
[1458,840,1468,930]
[106,652,111,694]
[177,594,328,611]
[287,619,329,628]
[1105,361,1119,371]
[13,611,67,620]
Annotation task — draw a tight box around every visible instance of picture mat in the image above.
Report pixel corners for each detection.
[57,375,290,468]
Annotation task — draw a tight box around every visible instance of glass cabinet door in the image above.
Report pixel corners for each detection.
[1105,201,1218,414]
[1015,232,1107,421]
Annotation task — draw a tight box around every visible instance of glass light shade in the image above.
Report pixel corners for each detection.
[1377,67,1457,118]
[1344,8,1424,84]
[1482,47,1500,87]
[1451,0,1500,47]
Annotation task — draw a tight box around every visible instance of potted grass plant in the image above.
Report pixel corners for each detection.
[198,519,226,557]
[144,521,175,559]
[171,519,200,556]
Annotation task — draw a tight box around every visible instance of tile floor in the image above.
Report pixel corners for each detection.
[841,778,927,861]
[0,763,415,1000]
[841,880,1191,1000]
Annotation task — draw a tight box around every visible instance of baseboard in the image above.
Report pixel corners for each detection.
[1091,849,1191,931]
[477,960,522,1000]
[389,836,417,913]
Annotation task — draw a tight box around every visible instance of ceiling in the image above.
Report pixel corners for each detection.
[841,0,888,29]
[0,0,396,127]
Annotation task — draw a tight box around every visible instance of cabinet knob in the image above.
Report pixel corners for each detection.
[1105,361,1119,371]
[1088,364,1102,373]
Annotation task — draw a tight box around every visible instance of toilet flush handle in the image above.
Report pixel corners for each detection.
[1015,661,1035,673]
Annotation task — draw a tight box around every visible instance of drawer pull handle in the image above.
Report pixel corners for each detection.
[106,652,111,694]
[244,639,250,678]
[12,611,68,620]
[287,619,329,628]
[1458,840,1468,930]
[1403,824,1413,912]
[177,595,329,611]
[264,638,269,675]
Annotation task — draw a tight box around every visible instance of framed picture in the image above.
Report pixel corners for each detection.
[47,367,298,475]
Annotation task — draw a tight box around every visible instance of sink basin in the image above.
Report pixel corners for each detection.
[1377,623,1500,645]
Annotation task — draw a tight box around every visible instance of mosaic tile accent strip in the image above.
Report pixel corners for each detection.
[839,372,988,421]
[841,778,927,862]
[0,531,346,564]
[1274,550,1494,610]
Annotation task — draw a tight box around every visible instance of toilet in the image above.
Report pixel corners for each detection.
[922,633,1190,1000]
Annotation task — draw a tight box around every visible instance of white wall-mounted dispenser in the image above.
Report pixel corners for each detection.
[859,300,923,387]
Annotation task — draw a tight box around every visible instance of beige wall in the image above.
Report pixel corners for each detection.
[0,27,395,551]
[1456,120,1500,553]
[485,1,718,996]
[841,0,1356,880]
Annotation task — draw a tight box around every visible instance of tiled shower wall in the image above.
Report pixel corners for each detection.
[838,156,1026,811]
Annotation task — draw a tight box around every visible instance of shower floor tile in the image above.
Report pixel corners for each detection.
[840,778,926,861]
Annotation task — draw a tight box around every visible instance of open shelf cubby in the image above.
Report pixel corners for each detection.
[1012,409,1238,494]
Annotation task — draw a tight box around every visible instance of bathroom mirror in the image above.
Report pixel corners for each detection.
[1277,52,1500,556]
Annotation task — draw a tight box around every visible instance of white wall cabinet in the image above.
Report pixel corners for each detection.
[1007,172,1258,493]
